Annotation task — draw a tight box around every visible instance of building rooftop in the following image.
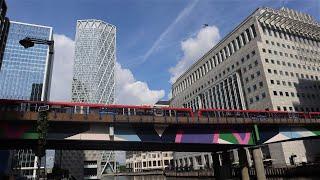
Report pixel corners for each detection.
[172,7,320,86]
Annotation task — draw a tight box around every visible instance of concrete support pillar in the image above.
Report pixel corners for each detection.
[232,149,239,164]
[209,153,213,168]
[221,151,232,179]
[201,154,206,169]
[192,156,198,170]
[212,152,221,179]
[183,158,187,170]
[239,148,250,180]
[252,147,266,180]
[187,157,191,170]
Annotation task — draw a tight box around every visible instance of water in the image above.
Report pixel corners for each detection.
[102,175,319,180]
[102,176,212,180]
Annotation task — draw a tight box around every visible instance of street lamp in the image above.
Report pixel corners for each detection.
[19,37,54,56]
[19,37,54,180]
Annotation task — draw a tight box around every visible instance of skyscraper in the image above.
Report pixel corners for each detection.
[0,21,53,179]
[59,19,116,180]
[72,19,116,104]
[0,21,53,101]
[0,0,10,70]
[171,7,320,168]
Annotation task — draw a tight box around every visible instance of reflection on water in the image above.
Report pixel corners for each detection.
[102,175,319,180]
[267,178,319,180]
[102,175,212,180]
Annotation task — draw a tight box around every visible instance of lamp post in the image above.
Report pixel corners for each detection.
[19,37,54,52]
[19,37,54,66]
[19,37,54,180]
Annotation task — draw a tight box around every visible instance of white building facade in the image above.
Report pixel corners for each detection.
[173,152,214,171]
[72,19,116,104]
[171,7,320,167]
[126,151,173,172]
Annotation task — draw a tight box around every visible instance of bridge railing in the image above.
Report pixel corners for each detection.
[1,109,320,125]
[0,99,319,124]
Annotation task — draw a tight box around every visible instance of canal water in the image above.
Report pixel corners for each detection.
[102,175,319,180]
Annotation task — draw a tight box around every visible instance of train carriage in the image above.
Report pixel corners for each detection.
[0,99,319,123]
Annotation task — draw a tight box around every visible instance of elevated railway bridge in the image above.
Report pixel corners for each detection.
[1,99,320,180]
[0,99,319,151]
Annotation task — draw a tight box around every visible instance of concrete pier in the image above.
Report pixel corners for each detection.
[239,148,250,180]
[212,152,222,179]
[221,151,232,179]
[212,151,233,180]
[252,147,266,180]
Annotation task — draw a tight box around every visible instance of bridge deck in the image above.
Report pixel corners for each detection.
[1,111,319,125]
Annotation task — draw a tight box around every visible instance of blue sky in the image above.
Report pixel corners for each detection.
[7,0,320,103]
[6,0,320,166]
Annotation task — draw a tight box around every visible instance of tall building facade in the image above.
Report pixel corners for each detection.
[0,21,53,101]
[59,19,116,180]
[0,21,53,179]
[72,19,116,104]
[171,7,320,167]
[0,0,9,70]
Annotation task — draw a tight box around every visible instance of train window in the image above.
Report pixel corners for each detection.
[164,110,171,117]
[123,108,129,115]
[199,110,208,117]
[65,107,74,114]
[129,109,135,116]
[154,108,164,116]
[271,112,287,119]
[233,111,243,117]
[247,112,268,119]
[202,110,221,117]
[19,103,28,112]
[99,108,115,115]
[176,110,190,117]
[212,111,220,117]
[28,103,38,112]
[74,106,82,114]
[145,109,154,116]
[222,111,235,117]
[288,112,300,119]
[89,107,100,114]
[201,110,213,118]
[135,109,146,115]
[114,108,124,115]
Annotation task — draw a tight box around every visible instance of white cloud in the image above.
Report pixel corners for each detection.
[50,34,74,101]
[115,62,165,105]
[50,34,164,105]
[169,25,220,84]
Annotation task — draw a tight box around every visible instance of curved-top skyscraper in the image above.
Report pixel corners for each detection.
[61,19,116,179]
[72,19,116,104]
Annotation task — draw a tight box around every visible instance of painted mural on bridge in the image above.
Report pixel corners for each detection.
[1,122,320,146]
[259,126,320,144]
[0,123,38,139]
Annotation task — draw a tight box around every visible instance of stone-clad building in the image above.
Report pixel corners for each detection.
[171,7,320,167]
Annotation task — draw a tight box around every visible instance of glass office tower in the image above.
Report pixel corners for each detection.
[0,21,53,179]
[0,0,10,70]
[0,21,53,101]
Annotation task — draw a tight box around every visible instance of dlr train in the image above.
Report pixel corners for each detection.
[0,99,319,120]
